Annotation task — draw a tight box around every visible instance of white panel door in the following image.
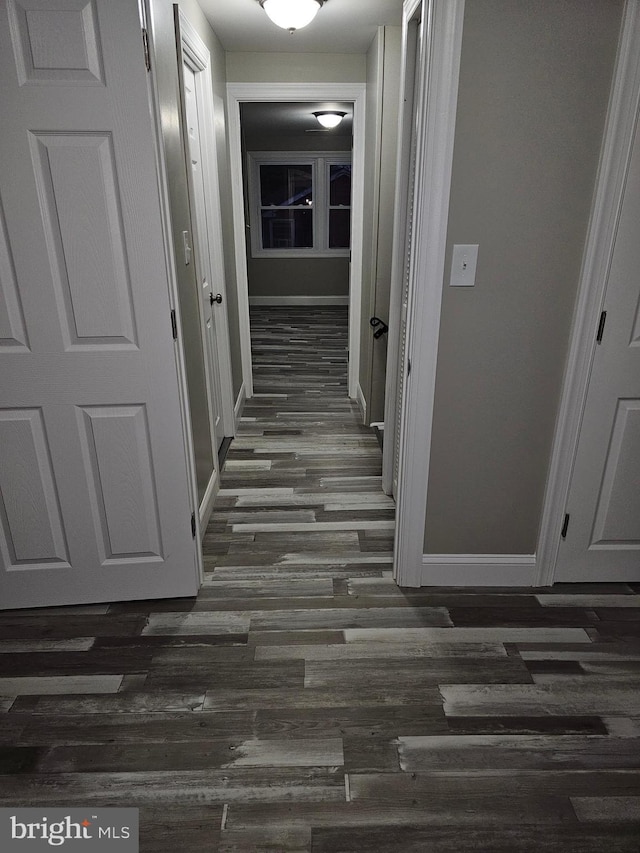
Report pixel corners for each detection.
[556,109,640,581]
[0,0,199,608]
[182,62,225,450]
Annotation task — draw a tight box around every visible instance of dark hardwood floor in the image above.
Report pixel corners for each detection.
[0,306,639,851]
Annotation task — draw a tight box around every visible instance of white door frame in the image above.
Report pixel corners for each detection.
[535,0,640,585]
[226,82,366,399]
[125,0,204,586]
[177,11,235,442]
[382,0,422,497]
[176,17,219,529]
[392,0,466,586]
[176,10,235,528]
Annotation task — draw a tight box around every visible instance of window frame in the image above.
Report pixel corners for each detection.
[247,150,352,259]
[325,160,353,252]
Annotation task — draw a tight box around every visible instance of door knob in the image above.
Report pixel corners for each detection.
[210,293,223,306]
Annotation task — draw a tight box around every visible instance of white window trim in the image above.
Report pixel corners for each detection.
[247,150,351,259]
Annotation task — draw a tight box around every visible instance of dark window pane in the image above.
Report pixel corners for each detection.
[260,165,313,206]
[329,209,350,248]
[262,209,313,248]
[329,165,352,206]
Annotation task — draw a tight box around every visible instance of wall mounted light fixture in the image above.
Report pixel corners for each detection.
[258,0,324,34]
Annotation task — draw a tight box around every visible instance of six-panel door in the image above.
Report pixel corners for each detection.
[0,0,198,608]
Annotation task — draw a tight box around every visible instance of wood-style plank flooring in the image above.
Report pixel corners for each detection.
[1,306,639,851]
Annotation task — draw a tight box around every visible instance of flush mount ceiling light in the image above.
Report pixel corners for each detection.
[312,110,346,129]
[259,0,324,34]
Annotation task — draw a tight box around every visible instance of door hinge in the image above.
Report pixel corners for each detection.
[191,512,197,539]
[596,310,607,344]
[142,28,151,72]
[561,513,570,539]
[407,358,411,376]
[170,309,178,340]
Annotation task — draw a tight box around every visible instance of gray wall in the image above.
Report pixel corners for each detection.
[247,258,350,300]
[244,133,352,154]
[226,52,366,84]
[424,0,623,554]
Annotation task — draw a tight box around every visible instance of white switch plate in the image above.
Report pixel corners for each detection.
[450,244,479,287]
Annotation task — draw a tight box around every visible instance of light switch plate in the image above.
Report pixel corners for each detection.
[450,244,479,287]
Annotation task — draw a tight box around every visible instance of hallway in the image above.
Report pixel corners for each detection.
[209,306,394,573]
[0,308,638,850]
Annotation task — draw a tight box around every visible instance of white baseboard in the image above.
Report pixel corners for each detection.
[249,295,349,306]
[420,554,539,587]
[234,383,246,426]
[355,382,367,423]
[199,468,219,531]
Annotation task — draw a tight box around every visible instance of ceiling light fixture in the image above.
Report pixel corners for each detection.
[313,110,346,129]
[259,0,324,34]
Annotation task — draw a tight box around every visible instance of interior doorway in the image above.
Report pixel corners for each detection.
[240,102,353,324]
[226,83,366,402]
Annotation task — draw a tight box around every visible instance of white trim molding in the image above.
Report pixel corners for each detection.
[234,382,247,431]
[226,82,366,400]
[393,0,465,587]
[249,296,349,307]
[199,467,218,530]
[356,382,367,423]
[421,554,538,587]
[535,0,640,586]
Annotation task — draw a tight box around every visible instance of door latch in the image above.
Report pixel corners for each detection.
[370,316,388,339]
[210,293,223,306]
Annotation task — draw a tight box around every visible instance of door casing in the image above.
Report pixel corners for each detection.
[389,0,466,587]
[382,0,423,499]
[175,8,236,528]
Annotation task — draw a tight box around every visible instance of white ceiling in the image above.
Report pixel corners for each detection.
[199,0,403,54]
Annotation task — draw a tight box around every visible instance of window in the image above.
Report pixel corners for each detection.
[248,151,351,258]
[328,163,352,249]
